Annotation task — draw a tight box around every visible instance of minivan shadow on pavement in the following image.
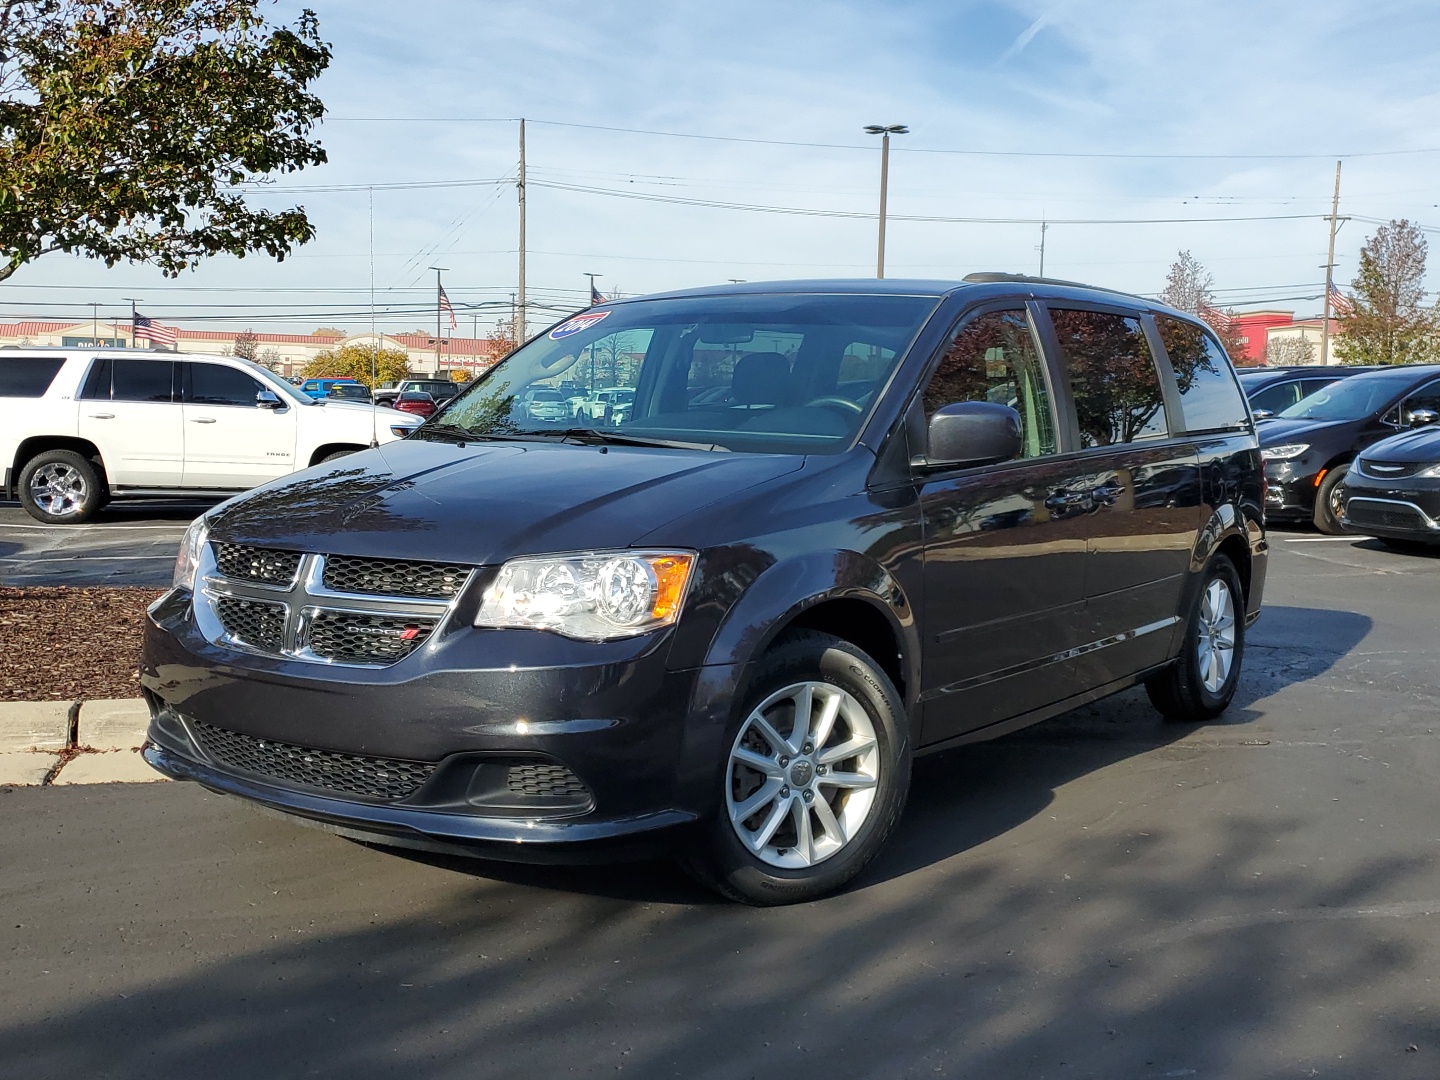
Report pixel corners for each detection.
[380,604,1371,903]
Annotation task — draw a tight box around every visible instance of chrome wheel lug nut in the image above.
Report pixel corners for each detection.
[802,743,813,754]
[802,790,814,803]
[780,786,790,798]
[779,755,789,767]
[817,764,828,775]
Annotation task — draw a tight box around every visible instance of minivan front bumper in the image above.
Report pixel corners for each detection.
[140,589,735,860]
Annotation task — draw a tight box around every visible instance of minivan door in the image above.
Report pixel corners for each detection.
[1040,306,1201,681]
[916,306,1097,746]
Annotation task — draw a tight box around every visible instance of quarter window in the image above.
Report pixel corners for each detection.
[187,363,263,406]
[1049,309,1167,446]
[0,357,65,397]
[1154,316,1249,433]
[923,309,1056,458]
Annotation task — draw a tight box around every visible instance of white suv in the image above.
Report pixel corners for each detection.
[1,349,422,523]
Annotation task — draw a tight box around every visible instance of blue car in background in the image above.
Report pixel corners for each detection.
[300,377,367,400]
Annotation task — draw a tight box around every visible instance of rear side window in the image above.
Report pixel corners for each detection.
[923,309,1057,459]
[1049,308,1168,446]
[112,359,175,402]
[0,357,65,397]
[186,362,262,406]
[1154,316,1249,433]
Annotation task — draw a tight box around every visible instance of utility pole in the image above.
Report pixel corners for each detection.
[472,313,479,371]
[89,302,99,346]
[1038,219,1049,277]
[517,118,527,342]
[430,266,448,375]
[865,125,908,279]
[1320,160,1344,366]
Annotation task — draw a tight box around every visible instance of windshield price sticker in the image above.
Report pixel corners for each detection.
[549,310,612,340]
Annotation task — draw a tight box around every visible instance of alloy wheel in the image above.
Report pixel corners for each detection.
[1197,579,1237,693]
[28,462,88,518]
[726,680,880,869]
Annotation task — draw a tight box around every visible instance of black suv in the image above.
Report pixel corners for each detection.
[1257,364,1440,532]
[141,277,1267,905]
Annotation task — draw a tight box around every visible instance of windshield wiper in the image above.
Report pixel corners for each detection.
[542,427,727,452]
[413,422,479,444]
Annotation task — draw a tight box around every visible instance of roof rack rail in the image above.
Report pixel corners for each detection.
[962,271,1095,289]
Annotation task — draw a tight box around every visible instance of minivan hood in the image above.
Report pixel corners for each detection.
[207,439,804,564]
[1360,425,1440,463]
[1257,417,1353,445]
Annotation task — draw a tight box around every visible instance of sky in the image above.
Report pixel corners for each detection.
[6,0,1440,339]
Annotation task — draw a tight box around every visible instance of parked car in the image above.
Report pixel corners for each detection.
[574,386,635,422]
[519,387,570,423]
[1237,365,1382,419]
[375,379,461,408]
[1,350,421,523]
[1259,364,1440,532]
[326,382,372,403]
[391,390,437,418]
[141,276,1266,904]
[1338,413,1440,548]
[299,377,365,400]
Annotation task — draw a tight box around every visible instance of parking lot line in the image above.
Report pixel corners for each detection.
[1282,537,1367,543]
[0,523,189,531]
[0,555,175,563]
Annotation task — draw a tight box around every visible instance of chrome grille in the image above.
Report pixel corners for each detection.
[213,543,302,586]
[191,720,435,801]
[507,762,589,799]
[323,555,471,599]
[197,544,471,667]
[1356,459,1425,479]
[213,596,287,653]
[307,611,438,664]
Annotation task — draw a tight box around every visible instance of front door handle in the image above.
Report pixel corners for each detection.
[1090,481,1123,506]
[189,417,217,424]
[88,412,115,419]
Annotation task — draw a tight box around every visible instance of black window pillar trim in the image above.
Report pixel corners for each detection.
[1139,313,1186,437]
[1026,301,1083,455]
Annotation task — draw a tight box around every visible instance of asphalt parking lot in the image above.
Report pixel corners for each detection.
[2,518,1439,1079]
[0,499,212,587]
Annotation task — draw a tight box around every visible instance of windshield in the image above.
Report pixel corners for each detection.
[1277,372,1415,421]
[433,293,939,454]
[329,384,371,400]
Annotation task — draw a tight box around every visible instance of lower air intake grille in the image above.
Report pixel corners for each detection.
[306,611,438,664]
[1347,501,1427,531]
[213,543,302,586]
[507,762,589,799]
[191,720,435,801]
[214,596,287,653]
[323,555,472,599]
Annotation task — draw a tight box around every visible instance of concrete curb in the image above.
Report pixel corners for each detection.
[0,698,167,787]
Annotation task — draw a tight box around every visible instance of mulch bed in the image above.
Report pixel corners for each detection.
[0,587,165,702]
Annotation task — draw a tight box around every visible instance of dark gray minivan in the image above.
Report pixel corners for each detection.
[142,276,1267,904]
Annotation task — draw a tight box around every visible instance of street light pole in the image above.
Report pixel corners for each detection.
[122,297,143,347]
[429,266,448,376]
[864,125,908,279]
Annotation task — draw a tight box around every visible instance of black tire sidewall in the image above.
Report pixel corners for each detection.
[18,450,104,524]
[1181,556,1246,713]
[686,632,911,905]
[1314,463,1350,534]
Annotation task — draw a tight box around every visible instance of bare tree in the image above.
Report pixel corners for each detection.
[1337,219,1438,365]
[1266,337,1316,366]
[257,346,284,373]
[1160,251,1215,314]
[232,329,259,361]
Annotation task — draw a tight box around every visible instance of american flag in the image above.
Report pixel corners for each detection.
[1328,285,1354,316]
[438,284,457,329]
[590,281,605,306]
[132,313,178,349]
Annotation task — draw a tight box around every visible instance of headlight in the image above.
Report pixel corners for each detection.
[1261,443,1310,461]
[476,550,696,641]
[172,515,210,591]
[1416,463,1440,478]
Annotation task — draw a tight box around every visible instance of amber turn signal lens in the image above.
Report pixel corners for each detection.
[647,554,694,620]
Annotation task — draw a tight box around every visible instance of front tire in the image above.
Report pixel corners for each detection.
[1313,463,1350,534]
[680,630,911,905]
[18,449,105,524]
[1146,555,1245,722]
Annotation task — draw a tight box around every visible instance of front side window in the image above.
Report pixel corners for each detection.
[111,359,175,403]
[437,293,939,455]
[1154,316,1249,433]
[1049,308,1167,447]
[1402,380,1440,418]
[0,357,65,398]
[187,362,263,406]
[922,309,1056,458]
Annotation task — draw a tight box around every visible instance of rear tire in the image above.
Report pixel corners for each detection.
[18,449,105,524]
[1146,555,1245,723]
[679,630,911,905]
[1312,464,1350,534]
[319,448,359,463]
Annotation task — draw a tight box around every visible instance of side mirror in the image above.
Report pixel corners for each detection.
[918,401,1023,469]
[1408,408,1439,428]
[1251,408,1275,420]
[256,390,283,409]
